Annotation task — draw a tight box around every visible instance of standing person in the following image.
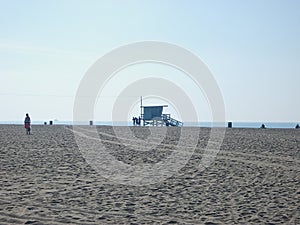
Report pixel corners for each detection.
[24,113,31,135]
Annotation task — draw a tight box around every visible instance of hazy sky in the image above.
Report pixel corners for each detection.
[1,0,299,123]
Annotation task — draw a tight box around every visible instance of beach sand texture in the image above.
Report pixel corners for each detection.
[0,125,299,224]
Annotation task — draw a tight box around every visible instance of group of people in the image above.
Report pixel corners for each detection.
[132,116,141,126]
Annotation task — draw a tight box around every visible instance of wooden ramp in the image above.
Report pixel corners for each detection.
[142,114,183,127]
[162,114,183,127]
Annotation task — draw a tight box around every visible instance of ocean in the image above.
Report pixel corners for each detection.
[1,121,299,129]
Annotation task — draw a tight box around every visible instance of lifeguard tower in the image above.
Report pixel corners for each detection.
[140,98,183,127]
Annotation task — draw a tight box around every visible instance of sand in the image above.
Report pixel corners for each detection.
[0,125,299,224]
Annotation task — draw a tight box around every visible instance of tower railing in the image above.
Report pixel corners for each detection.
[141,114,183,126]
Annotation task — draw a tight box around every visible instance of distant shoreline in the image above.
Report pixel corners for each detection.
[0,121,299,129]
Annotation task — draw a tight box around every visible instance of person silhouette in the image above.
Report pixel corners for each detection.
[24,113,31,135]
[132,117,138,126]
[296,124,300,129]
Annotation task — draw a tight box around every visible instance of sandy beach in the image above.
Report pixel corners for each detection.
[0,125,299,224]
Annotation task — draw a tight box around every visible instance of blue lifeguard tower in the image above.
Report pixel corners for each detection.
[140,97,183,127]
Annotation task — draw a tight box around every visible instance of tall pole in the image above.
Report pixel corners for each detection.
[140,96,142,118]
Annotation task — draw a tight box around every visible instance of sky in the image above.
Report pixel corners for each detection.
[0,0,299,123]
